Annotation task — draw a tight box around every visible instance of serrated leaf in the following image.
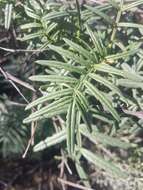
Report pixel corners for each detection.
[85,81,120,121]
[29,75,77,83]
[34,130,66,152]
[81,148,128,178]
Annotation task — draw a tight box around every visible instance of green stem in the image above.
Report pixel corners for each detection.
[110,0,124,43]
[76,0,82,35]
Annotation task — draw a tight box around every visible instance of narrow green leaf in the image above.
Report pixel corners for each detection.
[21,22,41,29]
[81,148,128,178]
[25,88,73,110]
[94,63,125,76]
[26,96,71,119]
[36,60,84,73]
[48,45,88,66]
[76,0,82,30]
[66,100,77,156]
[29,75,77,83]
[34,130,66,152]
[89,73,128,105]
[24,6,40,20]
[89,73,122,95]
[85,81,120,121]
[43,105,68,118]
[91,108,114,124]
[80,125,133,149]
[46,22,57,34]
[117,79,143,89]
[76,100,92,133]
[106,49,138,61]
[85,5,113,24]
[43,11,69,21]
[5,4,13,30]
[94,63,143,82]
[79,38,98,62]
[108,0,119,9]
[83,4,112,14]
[86,25,103,56]
[29,0,41,10]
[76,112,82,148]
[24,105,68,123]
[75,161,91,188]
[63,38,90,59]
[20,32,43,41]
[122,0,143,11]
[75,90,89,111]
[118,22,143,29]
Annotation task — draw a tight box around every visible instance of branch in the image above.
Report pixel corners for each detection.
[58,178,93,190]
[0,67,30,104]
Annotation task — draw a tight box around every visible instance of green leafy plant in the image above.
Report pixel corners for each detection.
[22,1,143,186]
[23,4,143,182]
[1,0,143,188]
[19,0,80,49]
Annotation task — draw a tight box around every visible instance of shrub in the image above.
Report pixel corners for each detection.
[1,0,143,188]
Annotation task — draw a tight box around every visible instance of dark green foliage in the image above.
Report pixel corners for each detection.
[0,96,28,157]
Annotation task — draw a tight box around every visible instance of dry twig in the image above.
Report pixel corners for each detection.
[58,178,94,190]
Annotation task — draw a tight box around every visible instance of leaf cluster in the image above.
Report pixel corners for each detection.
[1,0,143,188]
